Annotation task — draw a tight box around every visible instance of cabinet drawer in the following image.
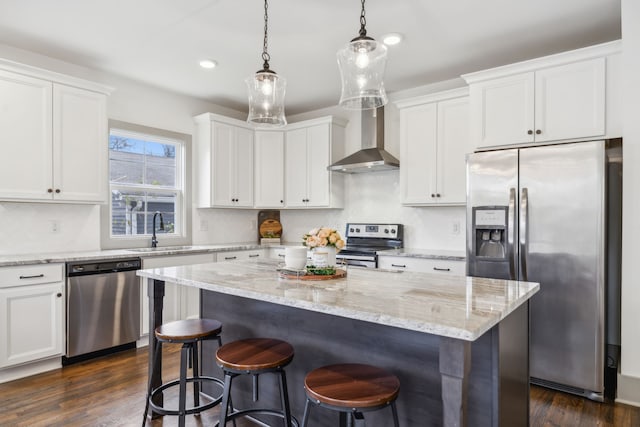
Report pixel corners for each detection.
[378,257,465,275]
[219,249,265,262]
[0,264,64,288]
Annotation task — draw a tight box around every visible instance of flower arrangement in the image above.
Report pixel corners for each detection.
[303,227,345,252]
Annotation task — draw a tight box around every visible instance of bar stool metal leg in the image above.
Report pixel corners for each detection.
[301,399,311,427]
[279,370,293,427]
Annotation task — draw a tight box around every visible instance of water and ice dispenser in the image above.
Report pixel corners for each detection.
[468,206,512,279]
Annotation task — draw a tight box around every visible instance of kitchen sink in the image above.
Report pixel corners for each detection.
[127,246,196,253]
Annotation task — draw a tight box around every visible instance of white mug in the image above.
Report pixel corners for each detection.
[285,247,308,270]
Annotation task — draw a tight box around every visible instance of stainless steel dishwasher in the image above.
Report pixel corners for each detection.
[64,258,141,363]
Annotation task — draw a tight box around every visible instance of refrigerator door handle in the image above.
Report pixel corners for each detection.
[508,187,517,280]
[520,187,529,281]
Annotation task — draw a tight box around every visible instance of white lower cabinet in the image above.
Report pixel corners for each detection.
[0,264,64,368]
[218,249,266,262]
[140,254,215,335]
[378,256,465,276]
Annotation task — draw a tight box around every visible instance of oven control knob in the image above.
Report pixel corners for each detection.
[356,228,360,232]
[349,228,354,232]
[384,229,389,233]
[391,229,396,234]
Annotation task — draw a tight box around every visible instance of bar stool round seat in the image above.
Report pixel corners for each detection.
[216,338,298,426]
[301,363,400,426]
[142,318,226,427]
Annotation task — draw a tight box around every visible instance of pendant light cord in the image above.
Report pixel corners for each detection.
[262,0,271,69]
[359,0,367,37]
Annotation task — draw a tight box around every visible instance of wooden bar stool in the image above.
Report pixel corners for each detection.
[142,318,226,427]
[301,363,400,427]
[216,337,298,426]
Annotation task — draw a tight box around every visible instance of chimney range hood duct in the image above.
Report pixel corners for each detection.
[327,107,399,173]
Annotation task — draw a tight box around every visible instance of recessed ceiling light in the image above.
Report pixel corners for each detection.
[382,33,403,46]
[199,59,218,69]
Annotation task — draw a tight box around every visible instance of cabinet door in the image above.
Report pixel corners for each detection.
[53,84,107,202]
[535,58,605,142]
[0,282,64,367]
[285,128,309,207]
[211,123,235,207]
[254,131,285,208]
[400,103,437,205]
[471,72,534,148]
[305,124,331,207]
[0,70,53,201]
[436,97,471,205]
[233,127,254,207]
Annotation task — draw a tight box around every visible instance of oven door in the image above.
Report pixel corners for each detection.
[336,254,377,269]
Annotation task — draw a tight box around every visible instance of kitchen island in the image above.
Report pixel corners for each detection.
[138,259,539,426]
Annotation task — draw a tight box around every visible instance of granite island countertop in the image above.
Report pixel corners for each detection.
[137,258,537,341]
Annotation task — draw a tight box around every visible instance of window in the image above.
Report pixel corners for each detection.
[101,120,191,248]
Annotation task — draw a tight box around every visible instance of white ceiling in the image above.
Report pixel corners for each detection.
[0,0,621,115]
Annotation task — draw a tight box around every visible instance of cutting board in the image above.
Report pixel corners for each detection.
[259,218,282,238]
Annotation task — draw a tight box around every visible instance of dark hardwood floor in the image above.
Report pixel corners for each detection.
[0,345,638,426]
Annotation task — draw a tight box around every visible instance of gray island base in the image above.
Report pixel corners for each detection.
[138,259,539,427]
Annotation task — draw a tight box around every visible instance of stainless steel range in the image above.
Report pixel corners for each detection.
[336,223,404,268]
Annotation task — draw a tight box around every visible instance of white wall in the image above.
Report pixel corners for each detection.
[618,0,640,406]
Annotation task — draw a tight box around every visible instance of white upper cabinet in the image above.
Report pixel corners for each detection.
[397,88,472,206]
[284,117,345,209]
[53,84,108,202]
[254,130,285,208]
[463,41,621,149]
[195,114,254,208]
[0,66,109,203]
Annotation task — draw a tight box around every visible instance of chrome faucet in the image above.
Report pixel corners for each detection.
[151,212,164,248]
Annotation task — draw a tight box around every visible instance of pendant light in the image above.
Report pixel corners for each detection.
[337,0,388,110]
[246,0,287,127]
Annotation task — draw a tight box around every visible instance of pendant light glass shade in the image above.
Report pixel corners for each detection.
[246,70,287,126]
[337,36,388,109]
[246,0,286,127]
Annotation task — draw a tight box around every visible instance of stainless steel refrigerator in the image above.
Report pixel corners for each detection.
[466,139,621,401]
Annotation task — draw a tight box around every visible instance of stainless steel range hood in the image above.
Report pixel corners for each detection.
[327,107,399,173]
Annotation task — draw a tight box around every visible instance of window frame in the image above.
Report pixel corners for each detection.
[100,120,191,250]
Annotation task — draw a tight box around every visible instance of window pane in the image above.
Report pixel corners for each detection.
[145,192,177,234]
[145,148,176,187]
[109,135,176,186]
[110,190,177,236]
[111,190,145,236]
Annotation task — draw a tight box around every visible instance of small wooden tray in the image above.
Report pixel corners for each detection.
[278,269,347,281]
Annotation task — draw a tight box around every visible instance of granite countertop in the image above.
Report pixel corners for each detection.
[377,248,466,261]
[138,258,538,341]
[0,244,464,267]
[0,243,276,267]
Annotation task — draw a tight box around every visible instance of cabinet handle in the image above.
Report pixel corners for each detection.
[224,256,237,260]
[278,254,285,258]
[19,274,45,279]
[391,264,407,268]
[56,293,62,298]
[55,189,61,194]
[433,267,451,272]
[280,200,284,203]
[436,193,441,198]
[249,254,260,258]
[431,194,435,198]
[535,129,542,135]
[47,188,53,193]
[527,130,533,135]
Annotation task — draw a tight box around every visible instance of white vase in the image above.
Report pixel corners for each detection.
[311,246,336,267]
